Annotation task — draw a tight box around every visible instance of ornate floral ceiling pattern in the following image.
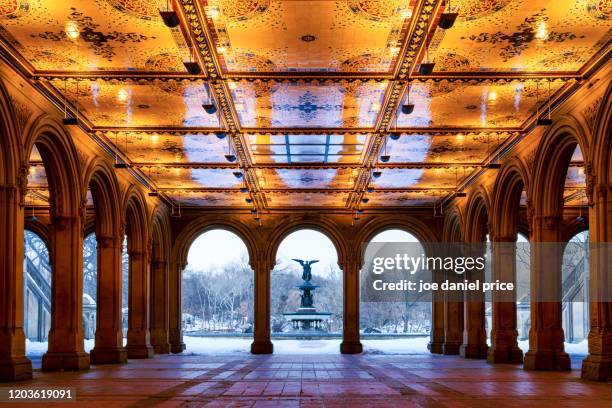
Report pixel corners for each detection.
[1,0,599,209]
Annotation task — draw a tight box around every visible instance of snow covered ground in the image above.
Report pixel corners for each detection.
[24,336,588,357]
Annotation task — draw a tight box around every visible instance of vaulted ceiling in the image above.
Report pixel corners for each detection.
[2,0,608,212]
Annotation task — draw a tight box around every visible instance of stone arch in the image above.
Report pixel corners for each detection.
[172,215,258,268]
[354,215,439,265]
[22,115,81,217]
[83,159,122,238]
[590,83,612,186]
[0,79,20,185]
[265,217,348,268]
[464,186,491,243]
[492,159,530,239]
[123,187,150,252]
[531,115,590,219]
[443,206,464,242]
[23,220,51,248]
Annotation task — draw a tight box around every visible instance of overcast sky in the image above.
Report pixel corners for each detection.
[187,228,419,277]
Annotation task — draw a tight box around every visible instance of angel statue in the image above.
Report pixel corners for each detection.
[292,259,319,283]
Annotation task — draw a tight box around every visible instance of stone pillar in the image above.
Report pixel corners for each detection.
[0,183,32,381]
[340,259,362,354]
[168,261,185,353]
[125,249,154,358]
[150,259,170,354]
[429,294,445,354]
[443,300,464,355]
[42,215,90,371]
[524,215,570,371]
[582,184,612,380]
[460,243,488,359]
[251,258,273,354]
[487,236,523,364]
[90,234,127,364]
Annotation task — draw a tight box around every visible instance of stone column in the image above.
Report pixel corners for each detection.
[150,259,170,354]
[125,249,154,358]
[0,183,32,381]
[251,258,273,354]
[582,184,612,380]
[443,300,464,354]
[90,234,127,364]
[523,215,570,371]
[340,259,362,354]
[42,215,90,371]
[429,294,445,354]
[168,261,185,353]
[487,236,523,364]
[460,243,488,359]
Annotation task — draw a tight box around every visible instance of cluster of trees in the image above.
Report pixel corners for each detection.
[182,258,254,333]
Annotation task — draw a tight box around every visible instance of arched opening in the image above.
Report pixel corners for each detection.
[82,232,97,349]
[22,145,51,364]
[360,229,432,353]
[181,229,254,354]
[23,229,51,359]
[271,229,343,354]
[515,232,531,344]
[560,145,589,355]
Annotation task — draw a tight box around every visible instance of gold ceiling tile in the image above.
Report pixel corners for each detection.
[430,0,611,72]
[0,0,187,71]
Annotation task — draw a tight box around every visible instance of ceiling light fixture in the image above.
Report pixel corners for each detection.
[402,82,415,114]
[160,1,180,28]
[419,14,435,75]
[202,83,217,114]
[361,198,369,204]
[536,80,553,126]
[224,137,237,162]
[380,136,391,162]
[233,171,243,179]
[438,0,458,29]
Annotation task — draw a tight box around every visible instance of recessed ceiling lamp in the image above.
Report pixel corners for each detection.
[438,0,458,29]
[160,1,180,28]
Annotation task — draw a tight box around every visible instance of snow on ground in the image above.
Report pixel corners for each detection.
[24,337,589,357]
[518,339,588,355]
[182,336,431,355]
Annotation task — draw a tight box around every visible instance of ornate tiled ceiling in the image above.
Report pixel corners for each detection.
[2,0,603,211]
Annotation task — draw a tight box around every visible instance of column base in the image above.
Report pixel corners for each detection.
[487,345,524,364]
[42,351,90,372]
[90,347,128,364]
[0,356,33,382]
[442,342,462,355]
[126,344,154,359]
[340,341,363,354]
[251,340,273,354]
[524,350,571,371]
[581,355,612,381]
[153,343,171,354]
[460,343,488,359]
[428,341,444,354]
[170,342,185,354]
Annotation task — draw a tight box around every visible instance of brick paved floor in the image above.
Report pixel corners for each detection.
[5,353,611,407]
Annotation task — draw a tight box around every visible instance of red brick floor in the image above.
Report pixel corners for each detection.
[5,354,612,407]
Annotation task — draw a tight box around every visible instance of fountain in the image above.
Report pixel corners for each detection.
[283,259,331,334]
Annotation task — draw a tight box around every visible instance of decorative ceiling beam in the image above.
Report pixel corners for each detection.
[131,162,486,169]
